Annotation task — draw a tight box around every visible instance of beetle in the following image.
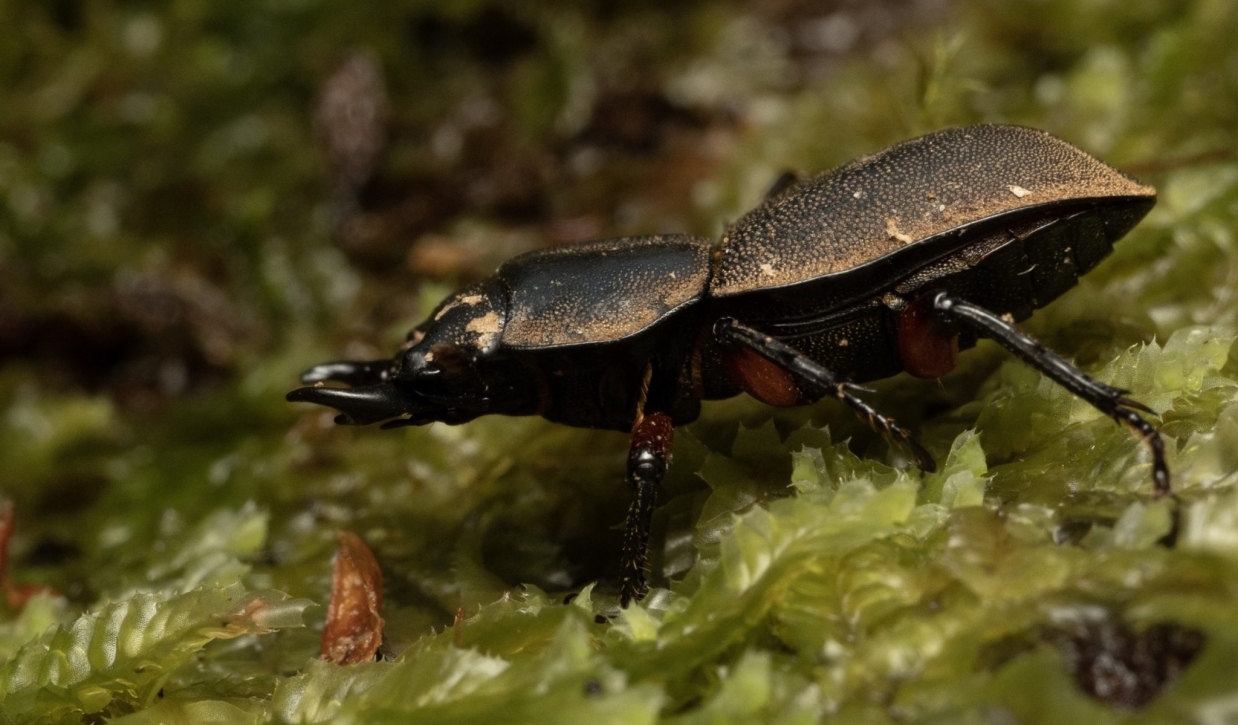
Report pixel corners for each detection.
[288,124,1167,607]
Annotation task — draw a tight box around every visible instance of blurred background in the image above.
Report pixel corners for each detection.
[3,0,1238,720]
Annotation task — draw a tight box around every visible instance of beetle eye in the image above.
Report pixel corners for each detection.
[424,343,470,378]
[397,343,472,383]
[397,349,439,379]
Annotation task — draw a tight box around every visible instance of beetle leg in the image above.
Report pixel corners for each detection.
[299,359,392,386]
[714,318,937,472]
[619,411,673,608]
[932,292,1170,497]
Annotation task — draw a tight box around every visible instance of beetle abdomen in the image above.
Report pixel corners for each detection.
[749,193,1155,385]
[710,125,1154,298]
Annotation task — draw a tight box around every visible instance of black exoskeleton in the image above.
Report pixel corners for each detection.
[289,125,1167,607]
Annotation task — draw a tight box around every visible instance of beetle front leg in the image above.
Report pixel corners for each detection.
[714,318,937,473]
[619,411,673,608]
[932,292,1170,497]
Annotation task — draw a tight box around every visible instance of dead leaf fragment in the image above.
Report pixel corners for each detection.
[321,530,385,664]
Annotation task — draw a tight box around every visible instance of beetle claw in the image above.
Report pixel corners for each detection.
[1116,396,1156,416]
[287,383,416,426]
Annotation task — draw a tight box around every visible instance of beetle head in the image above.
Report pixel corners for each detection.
[287,281,510,428]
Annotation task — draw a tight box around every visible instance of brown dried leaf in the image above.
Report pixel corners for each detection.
[321,530,385,664]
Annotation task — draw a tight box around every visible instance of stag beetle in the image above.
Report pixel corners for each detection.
[289,125,1166,606]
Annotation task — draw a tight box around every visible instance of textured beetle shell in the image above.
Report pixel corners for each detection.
[711,125,1155,297]
[500,234,713,349]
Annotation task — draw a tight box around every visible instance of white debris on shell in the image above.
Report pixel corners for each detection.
[1008,184,1032,198]
[885,218,914,244]
[759,263,776,277]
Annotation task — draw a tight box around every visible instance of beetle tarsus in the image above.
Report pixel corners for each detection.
[835,383,938,472]
[714,318,937,473]
[1117,408,1171,498]
[932,291,1171,496]
[1116,395,1156,416]
[619,412,673,608]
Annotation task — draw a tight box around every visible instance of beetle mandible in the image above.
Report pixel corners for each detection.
[289,124,1167,607]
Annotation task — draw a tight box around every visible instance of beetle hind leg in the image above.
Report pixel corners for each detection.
[713,317,937,473]
[932,292,1170,497]
[619,411,673,608]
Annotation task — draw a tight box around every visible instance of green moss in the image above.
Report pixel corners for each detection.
[4,0,1238,722]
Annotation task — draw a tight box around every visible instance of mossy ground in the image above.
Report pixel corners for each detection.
[3,1,1238,723]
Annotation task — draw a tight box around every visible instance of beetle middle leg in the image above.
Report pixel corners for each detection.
[713,317,937,472]
[932,291,1170,497]
[619,411,673,608]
